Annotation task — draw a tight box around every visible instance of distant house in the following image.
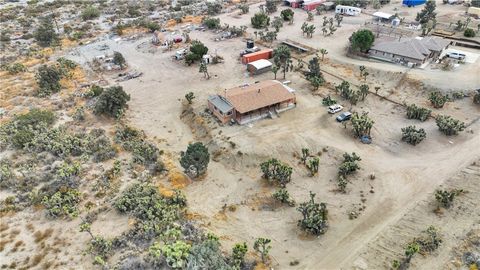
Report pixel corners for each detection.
[372,11,394,23]
[368,37,451,66]
[207,80,296,125]
[284,0,303,8]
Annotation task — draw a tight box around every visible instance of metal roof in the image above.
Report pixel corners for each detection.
[247,59,272,70]
[370,37,450,60]
[372,11,393,19]
[208,95,233,114]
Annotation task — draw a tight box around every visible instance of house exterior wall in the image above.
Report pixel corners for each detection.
[369,49,424,65]
[208,100,234,124]
[234,99,296,125]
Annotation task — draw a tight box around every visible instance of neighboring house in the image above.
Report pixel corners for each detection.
[369,37,451,66]
[284,0,303,8]
[372,11,394,23]
[207,80,296,125]
[247,59,272,75]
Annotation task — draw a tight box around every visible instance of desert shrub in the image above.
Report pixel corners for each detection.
[429,91,449,108]
[0,109,55,149]
[260,158,292,187]
[231,242,248,269]
[297,192,328,235]
[203,17,220,29]
[351,112,374,138]
[180,142,210,178]
[115,125,162,169]
[81,6,100,21]
[238,4,249,14]
[94,86,130,118]
[149,241,191,269]
[89,236,112,265]
[85,85,104,98]
[338,152,361,176]
[1,63,27,74]
[113,51,126,69]
[280,8,294,21]
[0,160,14,189]
[435,115,465,135]
[207,1,222,15]
[473,90,480,105]
[36,65,62,97]
[435,189,463,209]
[406,104,431,121]
[34,16,58,47]
[72,107,85,121]
[464,28,475,37]
[415,226,442,253]
[401,126,426,145]
[55,161,81,180]
[186,239,231,270]
[42,188,81,218]
[251,12,270,29]
[87,129,116,162]
[114,183,186,236]
[272,188,295,206]
[322,96,336,106]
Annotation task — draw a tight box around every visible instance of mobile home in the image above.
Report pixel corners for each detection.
[335,5,361,16]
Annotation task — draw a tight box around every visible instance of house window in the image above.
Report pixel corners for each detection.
[214,106,218,111]
[227,111,232,116]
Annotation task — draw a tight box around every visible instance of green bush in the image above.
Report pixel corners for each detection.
[180,142,210,178]
[36,65,62,97]
[1,63,27,74]
[435,115,465,135]
[464,28,475,37]
[349,29,375,53]
[150,241,191,269]
[42,188,81,218]
[280,8,294,21]
[406,104,431,121]
[187,239,230,270]
[81,6,100,21]
[203,17,221,29]
[251,12,270,29]
[34,16,58,47]
[94,86,130,118]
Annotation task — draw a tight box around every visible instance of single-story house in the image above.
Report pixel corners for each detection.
[284,0,303,8]
[207,80,296,125]
[247,59,272,75]
[369,37,451,66]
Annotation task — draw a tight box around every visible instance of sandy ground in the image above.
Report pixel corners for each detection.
[3,1,478,269]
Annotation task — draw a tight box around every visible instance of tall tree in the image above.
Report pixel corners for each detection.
[319,48,328,61]
[349,29,375,53]
[180,142,210,178]
[273,45,292,79]
[416,0,436,24]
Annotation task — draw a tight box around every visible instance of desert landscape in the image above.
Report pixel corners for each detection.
[0,0,479,270]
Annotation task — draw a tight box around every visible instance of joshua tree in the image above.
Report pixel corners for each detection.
[406,104,431,121]
[359,65,366,77]
[297,192,328,235]
[334,13,343,27]
[260,158,293,187]
[404,242,420,263]
[253,238,271,264]
[185,92,195,104]
[301,148,310,164]
[272,16,283,32]
[232,242,248,269]
[474,90,480,104]
[337,175,348,193]
[307,11,314,21]
[359,84,369,101]
[273,45,292,79]
[435,189,463,209]
[401,126,426,145]
[199,62,210,79]
[351,112,374,138]
[322,27,328,36]
[306,157,319,176]
[272,188,295,206]
[435,115,465,135]
[271,65,279,79]
[416,0,437,25]
[319,48,328,61]
[428,91,448,108]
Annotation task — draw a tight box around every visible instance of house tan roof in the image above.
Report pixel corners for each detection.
[223,80,295,114]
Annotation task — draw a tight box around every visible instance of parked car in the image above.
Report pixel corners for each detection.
[336,112,352,122]
[328,104,343,114]
[446,52,466,60]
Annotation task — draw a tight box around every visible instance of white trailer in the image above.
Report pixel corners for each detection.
[335,5,361,16]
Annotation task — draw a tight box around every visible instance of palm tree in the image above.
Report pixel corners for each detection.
[319,48,328,61]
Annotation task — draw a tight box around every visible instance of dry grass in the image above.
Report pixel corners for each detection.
[33,228,54,243]
[0,223,8,232]
[30,253,43,267]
